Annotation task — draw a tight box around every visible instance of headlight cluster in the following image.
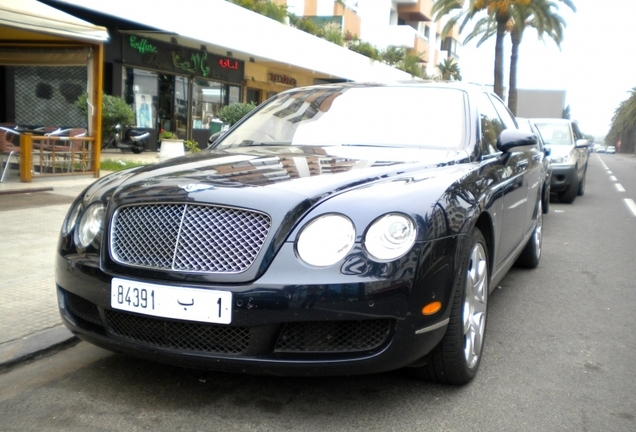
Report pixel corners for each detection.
[63,200,105,249]
[296,212,416,267]
[549,153,573,164]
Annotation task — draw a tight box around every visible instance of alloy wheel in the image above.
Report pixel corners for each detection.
[463,242,488,369]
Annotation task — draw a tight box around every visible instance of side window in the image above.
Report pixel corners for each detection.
[489,95,517,130]
[477,92,504,155]
[571,122,583,140]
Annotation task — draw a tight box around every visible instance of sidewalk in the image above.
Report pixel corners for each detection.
[0,150,160,370]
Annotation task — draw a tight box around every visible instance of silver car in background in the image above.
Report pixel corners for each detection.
[532,118,589,204]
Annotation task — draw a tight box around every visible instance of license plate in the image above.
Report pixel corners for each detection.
[110,277,232,324]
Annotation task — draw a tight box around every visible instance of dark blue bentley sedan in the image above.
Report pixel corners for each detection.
[56,82,545,385]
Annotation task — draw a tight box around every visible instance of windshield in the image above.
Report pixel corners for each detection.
[534,122,573,146]
[215,86,467,150]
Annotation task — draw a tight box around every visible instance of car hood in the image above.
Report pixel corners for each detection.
[93,145,472,283]
[100,145,469,209]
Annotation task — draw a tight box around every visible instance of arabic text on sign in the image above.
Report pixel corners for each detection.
[219,58,239,70]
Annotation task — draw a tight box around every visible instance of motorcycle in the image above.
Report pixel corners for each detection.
[103,124,149,154]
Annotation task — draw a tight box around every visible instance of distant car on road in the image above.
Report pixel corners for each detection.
[606,146,616,154]
[595,144,606,153]
[532,118,589,203]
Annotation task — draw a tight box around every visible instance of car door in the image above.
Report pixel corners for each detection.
[570,122,589,180]
[476,92,536,266]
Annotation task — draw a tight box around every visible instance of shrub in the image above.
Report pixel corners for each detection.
[217,102,257,125]
[75,93,135,136]
[348,40,381,61]
[323,22,344,46]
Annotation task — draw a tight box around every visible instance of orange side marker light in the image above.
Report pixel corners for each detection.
[422,301,442,315]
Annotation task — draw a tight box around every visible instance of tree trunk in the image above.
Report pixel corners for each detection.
[493,19,507,99]
[508,28,522,115]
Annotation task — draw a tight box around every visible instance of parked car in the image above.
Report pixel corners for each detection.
[517,117,552,214]
[606,145,616,154]
[532,118,589,203]
[57,82,545,385]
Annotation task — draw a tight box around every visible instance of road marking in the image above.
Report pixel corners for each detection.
[615,183,625,192]
[610,175,617,181]
[607,170,613,174]
[625,199,636,217]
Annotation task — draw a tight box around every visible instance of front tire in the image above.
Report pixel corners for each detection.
[558,176,578,204]
[414,228,489,385]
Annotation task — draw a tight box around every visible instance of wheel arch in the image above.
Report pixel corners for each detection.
[473,212,494,283]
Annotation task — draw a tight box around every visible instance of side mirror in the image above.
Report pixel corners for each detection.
[575,139,589,148]
[496,129,537,153]
[207,131,226,148]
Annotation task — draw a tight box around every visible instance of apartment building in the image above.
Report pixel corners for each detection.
[289,0,461,76]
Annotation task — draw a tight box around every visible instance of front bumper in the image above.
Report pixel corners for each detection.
[56,238,460,376]
[549,164,577,192]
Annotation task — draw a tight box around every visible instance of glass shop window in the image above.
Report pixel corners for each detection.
[123,68,158,129]
[192,79,224,130]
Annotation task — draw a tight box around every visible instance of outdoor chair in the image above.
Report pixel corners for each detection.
[44,128,88,172]
[0,126,21,182]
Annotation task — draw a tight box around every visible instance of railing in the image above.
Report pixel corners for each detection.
[19,133,98,182]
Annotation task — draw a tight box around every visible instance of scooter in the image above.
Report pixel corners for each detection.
[103,124,149,154]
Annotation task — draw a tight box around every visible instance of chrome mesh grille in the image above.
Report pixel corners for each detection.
[111,204,271,273]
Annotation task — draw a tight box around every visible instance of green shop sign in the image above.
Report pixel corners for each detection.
[129,36,157,54]
[123,34,244,84]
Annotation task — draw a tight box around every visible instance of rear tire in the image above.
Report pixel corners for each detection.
[577,168,587,196]
[542,183,550,214]
[411,228,489,385]
[558,177,578,204]
[132,147,143,154]
[515,201,543,269]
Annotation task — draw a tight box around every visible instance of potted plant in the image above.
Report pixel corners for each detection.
[158,130,184,161]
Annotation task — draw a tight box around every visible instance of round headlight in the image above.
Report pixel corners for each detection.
[364,213,416,261]
[76,203,105,248]
[62,201,83,236]
[297,214,355,267]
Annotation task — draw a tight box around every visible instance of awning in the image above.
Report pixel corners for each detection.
[0,46,92,65]
[55,0,413,82]
[0,0,108,43]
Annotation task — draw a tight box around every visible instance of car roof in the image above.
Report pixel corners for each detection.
[285,80,492,94]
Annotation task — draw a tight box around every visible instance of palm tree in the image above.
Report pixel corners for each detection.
[437,58,462,81]
[608,88,636,154]
[434,0,532,98]
[507,0,575,114]
[461,0,574,114]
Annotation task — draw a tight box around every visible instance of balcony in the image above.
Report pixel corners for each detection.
[410,33,430,63]
[398,0,434,22]
[381,25,418,49]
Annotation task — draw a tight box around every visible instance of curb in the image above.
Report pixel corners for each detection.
[0,186,53,196]
[0,325,79,372]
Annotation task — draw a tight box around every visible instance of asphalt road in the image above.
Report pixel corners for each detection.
[0,153,635,432]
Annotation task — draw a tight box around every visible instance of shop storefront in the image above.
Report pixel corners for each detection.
[1,0,108,182]
[119,34,244,150]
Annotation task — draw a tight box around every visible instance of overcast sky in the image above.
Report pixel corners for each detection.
[457,0,636,138]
